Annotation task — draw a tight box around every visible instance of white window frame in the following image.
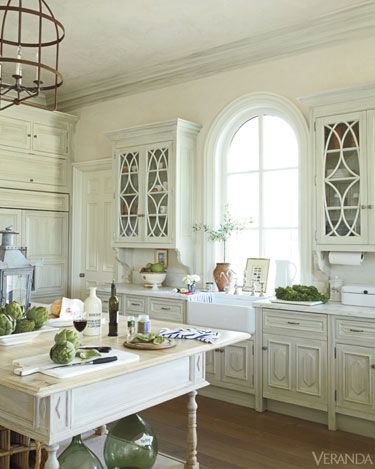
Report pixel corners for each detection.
[202,92,311,283]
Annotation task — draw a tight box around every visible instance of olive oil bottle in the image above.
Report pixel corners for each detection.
[108,280,119,336]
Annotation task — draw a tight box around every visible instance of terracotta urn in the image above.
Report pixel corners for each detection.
[213,262,234,292]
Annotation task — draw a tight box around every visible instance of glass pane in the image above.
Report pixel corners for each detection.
[225,230,259,278]
[263,116,298,169]
[263,169,298,227]
[227,118,259,173]
[227,173,259,226]
[5,274,28,305]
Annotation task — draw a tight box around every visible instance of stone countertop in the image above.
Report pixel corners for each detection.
[253,299,375,319]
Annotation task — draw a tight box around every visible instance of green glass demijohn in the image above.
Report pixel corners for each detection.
[58,435,104,469]
[104,413,158,469]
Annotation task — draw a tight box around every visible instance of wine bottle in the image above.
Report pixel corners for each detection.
[108,280,119,336]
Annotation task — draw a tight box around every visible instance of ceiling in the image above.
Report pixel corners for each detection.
[34,0,375,109]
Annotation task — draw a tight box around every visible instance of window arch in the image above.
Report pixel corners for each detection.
[203,93,311,288]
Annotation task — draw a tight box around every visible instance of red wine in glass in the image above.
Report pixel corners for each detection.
[73,319,87,333]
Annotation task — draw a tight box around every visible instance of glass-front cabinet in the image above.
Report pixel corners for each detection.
[316,112,369,245]
[109,119,201,258]
[117,143,171,243]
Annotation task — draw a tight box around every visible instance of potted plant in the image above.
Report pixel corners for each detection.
[193,207,251,291]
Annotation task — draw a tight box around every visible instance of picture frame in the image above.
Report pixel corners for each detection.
[242,257,270,292]
[154,249,168,269]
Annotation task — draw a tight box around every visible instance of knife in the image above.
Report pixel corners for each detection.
[79,346,112,353]
[51,356,118,369]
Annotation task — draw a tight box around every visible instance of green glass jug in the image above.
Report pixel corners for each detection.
[104,413,158,469]
[58,434,104,469]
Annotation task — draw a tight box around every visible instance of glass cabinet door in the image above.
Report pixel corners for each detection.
[118,151,141,239]
[317,113,368,244]
[145,144,170,241]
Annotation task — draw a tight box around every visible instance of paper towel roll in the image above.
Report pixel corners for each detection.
[328,251,364,266]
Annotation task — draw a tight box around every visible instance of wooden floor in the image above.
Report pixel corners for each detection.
[143,396,375,469]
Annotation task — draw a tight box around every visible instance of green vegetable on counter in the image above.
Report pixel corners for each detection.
[26,306,48,330]
[0,313,15,336]
[50,342,76,364]
[54,329,81,350]
[130,333,165,345]
[76,349,101,360]
[275,285,328,303]
[5,301,23,321]
[15,319,35,333]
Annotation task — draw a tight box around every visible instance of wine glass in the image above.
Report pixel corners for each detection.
[73,311,87,339]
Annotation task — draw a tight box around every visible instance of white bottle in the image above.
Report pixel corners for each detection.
[83,287,102,336]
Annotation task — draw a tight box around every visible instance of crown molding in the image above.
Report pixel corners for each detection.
[58,1,375,112]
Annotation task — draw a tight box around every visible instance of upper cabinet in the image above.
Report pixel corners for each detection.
[107,119,201,267]
[0,106,77,193]
[303,85,375,251]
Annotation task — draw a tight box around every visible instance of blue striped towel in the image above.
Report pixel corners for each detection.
[159,327,220,343]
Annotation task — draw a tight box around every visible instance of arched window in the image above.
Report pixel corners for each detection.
[204,93,310,289]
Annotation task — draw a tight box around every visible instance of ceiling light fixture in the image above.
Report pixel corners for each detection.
[0,0,64,111]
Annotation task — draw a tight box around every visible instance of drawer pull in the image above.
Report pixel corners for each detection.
[287,321,300,325]
[349,328,364,333]
[262,346,268,351]
[130,302,140,306]
[161,307,171,311]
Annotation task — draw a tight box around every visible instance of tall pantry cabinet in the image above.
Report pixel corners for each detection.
[0,106,77,303]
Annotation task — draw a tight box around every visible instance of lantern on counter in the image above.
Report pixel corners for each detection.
[0,227,34,310]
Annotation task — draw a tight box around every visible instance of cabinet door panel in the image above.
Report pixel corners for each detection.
[222,340,254,391]
[337,344,374,413]
[316,112,368,245]
[296,342,326,398]
[205,350,221,385]
[0,116,30,150]
[264,336,292,391]
[32,123,68,157]
[0,209,22,246]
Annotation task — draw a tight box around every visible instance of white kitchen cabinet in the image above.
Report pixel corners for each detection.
[336,344,375,416]
[31,121,69,157]
[0,204,69,304]
[107,119,201,268]
[263,334,328,410]
[206,339,255,394]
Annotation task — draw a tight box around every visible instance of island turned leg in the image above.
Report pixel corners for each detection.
[185,390,199,469]
[44,443,59,469]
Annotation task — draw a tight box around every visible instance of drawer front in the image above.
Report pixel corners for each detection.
[125,295,146,313]
[336,318,375,343]
[263,309,327,338]
[149,299,184,322]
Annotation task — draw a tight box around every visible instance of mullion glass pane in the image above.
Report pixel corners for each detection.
[227,117,259,173]
[227,173,259,226]
[225,230,260,277]
[263,116,298,169]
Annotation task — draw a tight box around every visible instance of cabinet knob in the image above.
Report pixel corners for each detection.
[371,365,375,370]
[27,133,31,137]
[368,204,373,209]
[361,204,368,210]
[29,178,34,182]
[33,134,37,138]
[161,307,171,311]
[79,273,85,278]
[262,346,268,351]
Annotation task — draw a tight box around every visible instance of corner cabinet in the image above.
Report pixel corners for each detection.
[107,119,201,267]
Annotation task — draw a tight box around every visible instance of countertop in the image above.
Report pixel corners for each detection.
[0,318,249,397]
[254,299,375,319]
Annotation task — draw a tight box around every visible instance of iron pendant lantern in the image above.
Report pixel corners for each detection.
[0,0,65,111]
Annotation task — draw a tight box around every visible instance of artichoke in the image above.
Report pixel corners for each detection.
[15,319,35,333]
[5,301,23,321]
[50,342,76,365]
[54,329,80,350]
[0,313,15,336]
[26,306,48,330]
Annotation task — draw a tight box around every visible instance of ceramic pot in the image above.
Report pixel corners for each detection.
[213,263,234,292]
[104,413,158,469]
[58,435,103,469]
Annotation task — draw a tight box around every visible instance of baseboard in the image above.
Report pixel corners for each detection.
[266,399,328,426]
[199,386,255,408]
[337,414,375,439]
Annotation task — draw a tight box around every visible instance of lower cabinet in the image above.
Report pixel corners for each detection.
[336,343,375,418]
[262,334,328,410]
[206,339,254,394]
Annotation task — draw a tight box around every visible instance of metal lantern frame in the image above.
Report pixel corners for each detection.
[0,0,65,110]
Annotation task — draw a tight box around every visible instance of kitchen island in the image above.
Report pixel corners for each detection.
[0,320,249,468]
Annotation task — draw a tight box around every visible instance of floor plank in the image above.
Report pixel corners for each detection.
[142,396,375,469]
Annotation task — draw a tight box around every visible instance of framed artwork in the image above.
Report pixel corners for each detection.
[243,257,270,292]
[154,249,168,268]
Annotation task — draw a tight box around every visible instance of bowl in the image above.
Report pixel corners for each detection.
[141,272,167,289]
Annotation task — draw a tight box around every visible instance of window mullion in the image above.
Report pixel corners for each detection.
[259,115,264,257]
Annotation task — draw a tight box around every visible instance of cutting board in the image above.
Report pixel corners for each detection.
[13,349,139,379]
[270,299,323,306]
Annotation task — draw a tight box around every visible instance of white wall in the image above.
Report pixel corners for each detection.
[72,36,375,289]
